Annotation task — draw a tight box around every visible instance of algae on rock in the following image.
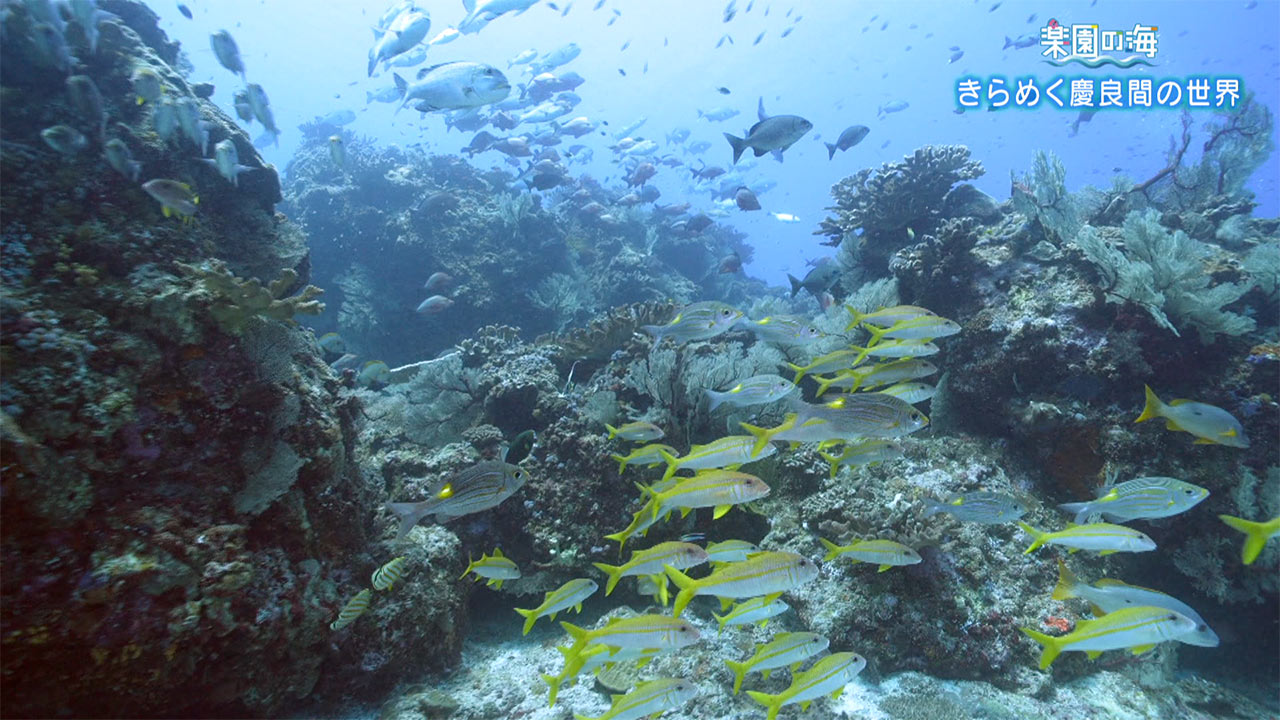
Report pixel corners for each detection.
[181,259,325,334]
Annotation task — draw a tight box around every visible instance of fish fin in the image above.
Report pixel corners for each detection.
[818,537,846,562]
[679,506,692,518]
[559,621,590,649]
[706,389,724,411]
[850,345,872,366]
[658,449,680,483]
[162,205,172,217]
[770,148,783,163]
[540,674,562,707]
[746,690,783,720]
[725,659,749,694]
[1058,501,1091,525]
[830,686,844,700]
[1135,385,1163,423]
[1051,559,1080,601]
[756,96,768,121]
[592,562,623,596]
[723,132,747,164]
[1085,650,1103,660]
[604,423,619,439]
[1219,514,1280,565]
[713,504,731,520]
[1193,437,1215,445]
[799,701,812,711]
[386,501,431,541]
[515,607,538,635]
[738,421,774,457]
[825,142,836,160]
[1020,627,1063,669]
[1017,521,1047,554]
[664,564,698,618]
[610,453,628,473]
[1088,602,1107,616]
[877,564,891,572]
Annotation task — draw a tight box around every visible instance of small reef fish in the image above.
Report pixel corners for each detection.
[786,261,840,299]
[724,631,829,694]
[328,135,345,169]
[65,75,105,143]
[785,348,864,383]
[665,551,819,618]
[724,97,812,164]
[605,421,664,442]
[741,414,845,450]
[423,271,453,292]
[642,470,770,520]
[416,295,454,314]
[41,125,87,155]
[316,332,347,354]
[503,429,536,464]
[746,652,867,720]
[610,443,677,473]
[642,301,743,344]
[245,83,280,143]
[850,339,939,365]
[560,615,701,664]
[860,314,961,343]
[572,677,696,720]
[357,360,390,386]
[330,588,372,630]
[705,539,761,564]
[745,315,825,345]
[141,179,198,221]
[817,439,904,478]
[209,29,245,79]
[658,436,776,481]
[1019,521,1156,556]
[459,547,520,589]
[103,139,141,182]
[817,358,939,394]
[592,541,708,596]
[706,374,796,411]
[603,495,674,552]
[514,578,598,635]
[825,124,869,159]
[820,537,920,571]
[712,596,789,634]
[1058,476,1209,524]
[847,304,937,329]
[790,394,929,441]
[1020,606,1197,669]
[202,139,253,187]
[1218,514,1280,565]
[130,66,164,105]
[386,461,529,539]
[371,556,407,590]
[543,645,664,707]
[1052,560,1218,647]
[924,491,1027,524]
[876,381,936,405]
[1135,385,1248,448]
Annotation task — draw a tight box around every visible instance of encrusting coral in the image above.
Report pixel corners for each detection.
[179,259,325,334]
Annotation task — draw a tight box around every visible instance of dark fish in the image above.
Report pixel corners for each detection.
[465,130,498,157]
[417,295,454,314]
[949,45,960,51]
[548,2,560,9]
[718,251,742,274]
[618,68,626,76]
[949,50,964,64]
[423,193,460,213]
[734,186,760,211]
[880,139,890,148]
[753,31,765,45]
[825,124,869,159]
[989,2,1001,11]
[504,430,537,464]
[177,3,192,19]
[1003,35,1036,50]
[787,261,840,298]
[424,271,454,292]
[723,97,812,164]
[717,87,731,95]
[685,214,714,234]
[621,40,630,51]
[780,26,793,38]
[1027,13,1037,23]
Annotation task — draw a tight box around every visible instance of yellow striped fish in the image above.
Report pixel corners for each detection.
[746,651,868,720]
[330,588,372,631]
[658,438,776,481]
[460,547,521,589]
[664,551,819,618]
[514,578,598,635]
[386,461,529,540]
[558,615,700,671]
[642,470,771,521]
[572,677,697,720]
[820,537,921,572]
[792,394,929,438]
[371,557,407,591]
[1020,606,1197,669]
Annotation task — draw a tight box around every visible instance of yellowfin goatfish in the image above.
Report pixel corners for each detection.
[1052,560,1218,646]
[658,437,776,481]
[665,551,819,618]
[460,547,520,589]
[1058,476,1208,524]
[712,596,789,634]
[610,443,677,473]
[542,644,663,706]
[877,381,936,405]
[845,304,938,329]
[706,539,761,563]
[859,313,961,342]
[923,491,1027,524]
[1218,514,1280,565]
[593,542,708,595]
[741,414,845,452]
[817,439,904,478]
[784,348,864,383]
[820,537,921,572]
[1020,606,1197,669]
[746,652,867,720]
[706,374,796,411]
[724,631,829,694]
[386,461,528,540]
[746,315,826,345]
[559,615,700,662]
[642,470,770,520]
[835,357,939,393]
[603,495,674,551]
[1135,385,1248,448]
[791,394,929,440]
[572,677,696,720]
[850,339,939,365]
[330,588,372,630]
[1018,521,1155,555]
[642,301,743,344]
[371,556,407,590]
[605,421,664,442]
[515,578,598,634]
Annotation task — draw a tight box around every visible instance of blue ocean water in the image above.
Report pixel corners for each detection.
[154,0,1279,286]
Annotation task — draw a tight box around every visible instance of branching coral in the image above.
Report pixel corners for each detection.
[815,144,985,248]
[180,260,324,334]
[1074,209,1255,342]
[537,300,676,360]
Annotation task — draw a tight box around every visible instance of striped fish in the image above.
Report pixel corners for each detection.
[840,357,938,392]
[924,491,1027,524]
[783,348,863,383]
[1058,476,1209,524]
[664,551,819,618]
[610,443,678,473]
[746,652,867,720]
[820,537,921,571]
[850,339,940,365]
[845,303,938,330]
[658,437,776,481]
[541,644,664,708]
[877,381,937,405]
[573,677,696,720]
[723,631,829,694]
[705,539,761,564]
[593,541,708,595]
[371,556,407,591]
[1020,606,1197,669]
[1052,560,1218,647]
[711,596,789,634]
[386,461,529,540]
[643,470,770,521]
[706,374,796,411]
[642,301,743,344]
[515,578,598,635]
[745,314,826,346]
[559,615,700,661]
[1019,521,1156,555]
[741,414,846,452]
[817,439,904,478]
[460,547,521,589]
[862,314,961,343]
[330,588,372,631]
[791,393,929,439]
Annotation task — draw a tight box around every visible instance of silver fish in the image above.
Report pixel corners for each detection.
[924,491,1027,524]
[386,461,529,539]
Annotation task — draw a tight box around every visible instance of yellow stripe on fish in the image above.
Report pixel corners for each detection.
[819,537,921,572]
[371,556,407,591]
[330,588,372,631]
[515,578,598,635]
[664,551,819,618]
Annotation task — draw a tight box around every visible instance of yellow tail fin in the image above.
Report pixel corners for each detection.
[746,690,784,720]
[592,562,624,595]
[739,421,775,457]
[1020,626,1063,669]
[724,658,750,694]
[818,537,846,562]
[1134,385,1164,423]
[1051,559,1081,601]
[664,564,698,618]
[1018,522,1047,554]
[604,423,619,439]
[515,606,539,635]
[1219,514,1280,565]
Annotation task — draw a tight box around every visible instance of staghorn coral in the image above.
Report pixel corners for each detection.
[180,259,324,334]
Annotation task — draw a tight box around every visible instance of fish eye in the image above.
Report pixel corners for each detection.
[1184,489,1194,495]
[721,309,732,316]
[514,470,523,479]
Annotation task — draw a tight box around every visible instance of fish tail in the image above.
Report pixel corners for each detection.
[786,273,805,298]
[706,389,725,412]
[812,375,837,398]
[863,323,889,347]
[559,621,591,651]
[1135,384,1164,423]
[540,673,563,707]
[745,690,784,720]
[724,132,747,164]
[1020,627,1063,670]
[386,501,431,541]
[817,450,841,478]
[825,142,837,160]
[1051,558,1081,601]
[818,537,847,562]
[592,562,624,595]
[658,449,680,482]
[664,564,698,618]
[844,304,865,331]
[921,499,944,518]
[738,421,775,457]
[1003,35,1013,49]
[610,453,628,473]
[850,345,872,366]
[784,361,807,384]
[1018,521,1046,554]
[515,607,539,635]
[724,658,750,694]
[1058,501,1091,525]
[640,323,666,343]
[1219,514,1280,565]
[604,423,619,439]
